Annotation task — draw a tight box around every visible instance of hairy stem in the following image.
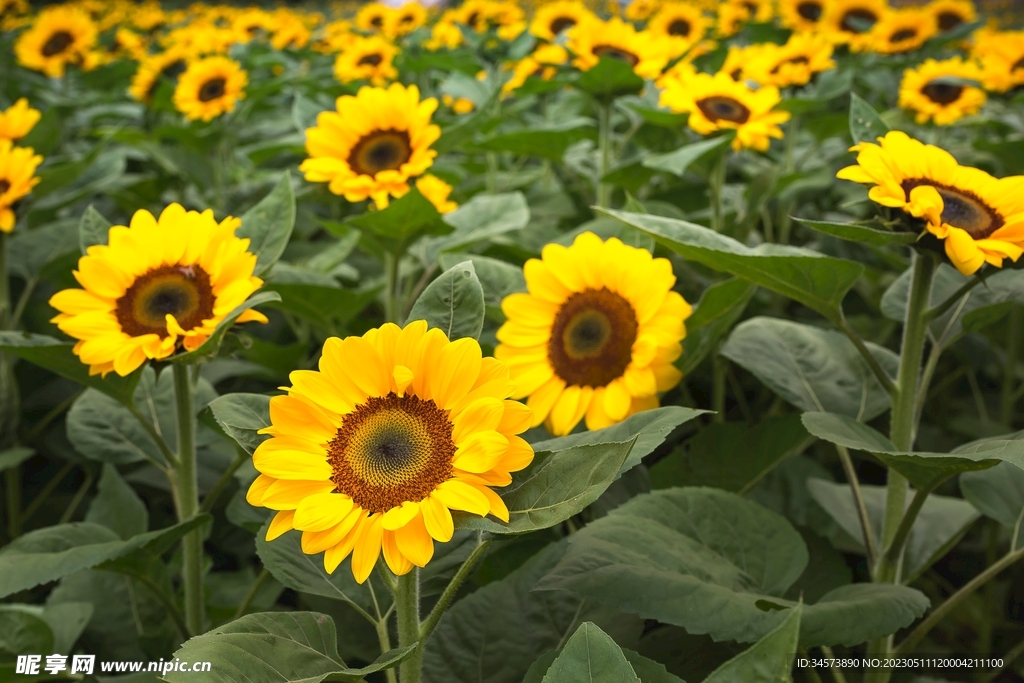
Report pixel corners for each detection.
[396,569,422,683]
[173,362,204,636]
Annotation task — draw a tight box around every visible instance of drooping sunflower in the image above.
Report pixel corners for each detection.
[779,0,831,32]
[48,203,268,377]
[300,83,440,209]
[128,48,190,103]
[660,70,791,151]
[530,0,594,40]
[821,0,888,51]
[495,232,690,436]
[898,57,986,126]
[0,140,42,233]
[926,0,976,32]
[247,321,534,582]
[0,99,41,143]
[975,30,1024,92]
[837,131,1024,276]
[14,6,98,77]
[567,16,671,80]
[333,35,400,86]
[646,3,709,55]
[173,56,248,122]
[744,32,835,87]
[869,8,937,54]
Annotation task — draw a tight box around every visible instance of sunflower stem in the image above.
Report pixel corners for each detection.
[420,537,491,645]
[1001,305,1021,426]
[395,568,422,683]
[0,232,20,542]
[709,151,727,233]
[711,353,727,422]
[384,252,402,325]
[596,101,613,208]
[173,362,205,636]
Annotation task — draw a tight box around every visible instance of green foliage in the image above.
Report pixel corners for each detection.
[407,261,486,340]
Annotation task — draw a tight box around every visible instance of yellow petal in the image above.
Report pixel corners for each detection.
[382,530,414,575]
[395,513,435,567]
[433,479,490,516]
[266,510,295,541]
[351,514,384,584]
[246,473,275,507]
[294,492,355,532]
[452,396,505,443]
[452,431,509,473]
[262,479,336,510]
[421,495,455,542]
[381,500,421,530]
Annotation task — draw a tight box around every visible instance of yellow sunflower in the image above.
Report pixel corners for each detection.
[14,6,98,77]
[48,203,268,377]
[334,35,400,86]
[0,99,41,143]
[108,27,148,61]
[129,0,166,32]
[270,10,313,50]
[625,0,662,21]
[779,0,831,31]
[425,13,464,50]
[388,3,429,38]
[726,0,774,23]
[355,2,392,34]
[453,0,526,40]
[660,70,791,151]
[231,8,275,43]
[838,131,1024,275]
[300,83,440,209]
[567,16,671,80]
[716,2,750,37]
[530,0,594,41]
[495,232,689,436]
[502,43,569,96]
[0,140,42,233]
[926,0,976,32]
[821,0,888,51]
[646,3,709,55]
[172,56,248,122]
[314,19,354,53]
[898,57,986,126]
[247,321,534,582]
[443,94,477,114]
[744,33,836,87]
[720,42,772,81]
[975,30,1024,92]
[869,8,937,54]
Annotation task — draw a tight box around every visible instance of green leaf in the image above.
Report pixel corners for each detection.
[797,218,918,246]
[704,603,801,683]
[622,649,686,683]
[8,219,79,280]
[67,389,166,466]
[238,172,296,277]
[292,93,325,133]
[40,601,94,655]
[0,607,54,659]
[418,192,530,265]
[680,278,757,376]
[264,283,379,332]
[0,447,34,474]
[575,57,644,100]
[537,487,929,646]
[721,318,897,421]
[643,135,734,177]
[407,261,486,341]
[602,210,864,323]
[437,253,525,307]
[848,93,889,145]
[164,612,414,683]
[476,120,595,161]
[347,188,451,247]
[455,439,635,534]
[0,332,140,406]
[84,464,148,540]
[170,290,281,364]
[960,462,1024,547]
[208,393,270,455]
[79,204,112,254]
[541,622,640,683]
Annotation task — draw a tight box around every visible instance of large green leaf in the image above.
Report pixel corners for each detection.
[848,93,889,145]
[541,623,640,683]
[170,291,281,364]
[721,318,897,421]
[84,464,149,540]
[437,253,525,307]
[960,462,1024,547]
[602,210,864,322]
[66,389,166,466]
[643,135,733,177]
[7,219,79,279]
[574,57,644,99]
[78,204,112,253]
[537,488,929,646]
[164,612,413,683]
[264,283,379,331]
[407,260,485,341]
[0,447,34,474]
[704,603,801,683]
[418,192,530,265]
[476,120,595,161]
[680,278,757,376]
[0,608,54,660]
[797,218,917,247]
[238,172,296,277]
[207,392,271,455]
[347,188,451,246]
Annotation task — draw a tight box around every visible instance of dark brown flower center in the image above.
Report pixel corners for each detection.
[697,96,751,123]
[370,14,384,27]
[347,129,412,176]
[797,1,823,20]
[902,179,1003,238]
[161,59,186,79]
[921,80,964,104]
[42,31,74,57]
[550,16,576,34]
[358,52,384,66]
[770,55,809,74]
[1012,56,1024,72]
[548,288,638,388]
[840,8,878,32]
[328,393,454,514]
[890,28,917,42]
[668,18,692,36]
[937,11,963,31]
[115,264,216,338]
[0,180,10,195]
[593,44,640,66]
[198,77,226,102]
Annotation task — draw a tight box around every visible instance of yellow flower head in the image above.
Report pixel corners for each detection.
[109,27,148,61]
[426,13,464,50]
[231,8,275,43]
[0,140,42,233]
[496,232,691,436]
[0,99,42,143]
[567,16,671,80]
[128,49,190,104]
[390,3,429,38]
[625,0,662,21]
[173,56,248,122]
[415,174,458,214]
[314,19,354,53]
[716,1,750,37]
[898,57,986,126]
[744,33,836,87]
[355,2,393,34]
[270,10,313,50]
[453,0,526,39]
[14,5,98,77]
[820,0,888,51]
[926,0,976,33]
[333,35,400,86]
[248,321,534,583]
[128,0,166,32]
[300,84,440,210]
[646,2,709,55]
[530,0,594,41]
[726,0,774,23]
[869,8,937,54]
[719,43,770,82]
[660,70,791,151]
[48,203,268,376]
[502,43,569,96]
[778,0,831,32]
[837,131,1024,276]
[974,30,1024,92]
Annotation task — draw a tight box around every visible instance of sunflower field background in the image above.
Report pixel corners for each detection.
[3,0,1024,681]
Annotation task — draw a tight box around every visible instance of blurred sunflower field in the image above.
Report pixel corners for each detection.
[5,0,1024,680]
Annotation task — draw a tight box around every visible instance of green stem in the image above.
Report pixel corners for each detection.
[836,445,876,569]
[596,102,613,208]
[395,569,421,683]
[376,617,398,683]
[232,568,270,621]
[712,354,727,422]
[419,538,491,645]
[199,446,248,515]
[173,362,204,636]
[384,252,401,325]
[709,152,727,233]
[883,486,930,566]
[0,233,18,540]
[58,467,94,524]
[136,572,190,642]
[838,314,897,397]
[1001,305,1021,426]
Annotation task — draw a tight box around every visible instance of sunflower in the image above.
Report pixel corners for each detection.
[14,6,98,77]
[530,0,594,41]
[975,30,1024,92]
[173,56,248,122]
[926,0,976,32]
[502,42,569,96]
[899,57,986,126]
[247,321,534,582]
[389,3,429,38]
[232,8,275,42]
[837,131,1024,276]
[415,174,458,214]
[779,0,830,31]
[0,99,41,143]
[453,0,526,40]
[821,0,888,51]
[646,3,709,54]
[314,19,354,53]
[744,33,835,87]
[869,8,937,54]
[726,0,774,23]
[128,48,190,103]
[720,43,772,81]
[660,70,791,151]
[108,27,148,61]
[333,36,399,86]
[129,0,166,32]
[425,13,464,50]
[355,3,392,34]
[625,0,662,21]
[270,10,313,50]
[300,83,440,209]
[716,2,750,37]
[48,203,268,377]
[0,141,42,233]
[495,232,689,436]
[567,17,671,80]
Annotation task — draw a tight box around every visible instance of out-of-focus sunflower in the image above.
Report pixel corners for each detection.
[270,10,313,50]
[129,1,166,32]
[567,16,671,80]
[720,43,771,81]
[530,0,594,41]
[779,0,830,31]
[0,140,42,233]
[926,0,976,32]
[415,174,458,214]
[389,3,429,38]
[899,57,986,125]
[355,2,392,33]
[870,8,936,54]
[495,232,690,436]
[837,131,1024,276]
[975,30,1024,92]
[1,0,30,31]
[248,321,533,583]
[726,0,774,23]
[442,94,476,114]
[425,12,464,50]
[49,204,267,376]
[173,56,248,122]
[334,35,400,86]
[453,0,526,40]
[300,83,440,209]
[660,70,790,151]
[0,99,41,143]
[108,27,148,61]
[314,19,353,53]
[624,0,662,21]
[232,8,275,42]
[646,3,709,54]
[128,48,190,103]
[14,6,98,77]
[502,43,569,96]
[821,0,888,50]
[716,2,750,37]
[744,32,835,87]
